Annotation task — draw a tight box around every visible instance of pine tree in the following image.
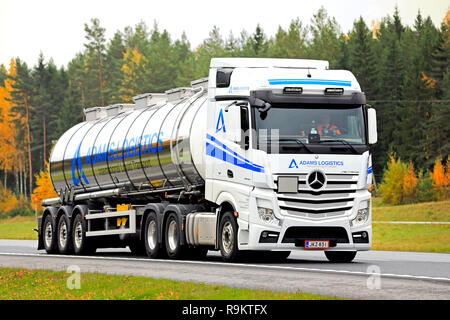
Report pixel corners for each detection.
[104,32,126,104]
[372,8,407,173]
[306,7,343,68]
[348,17,377,97]
[84,18,107,107]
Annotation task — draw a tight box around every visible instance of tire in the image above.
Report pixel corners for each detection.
[325,251,357,263]
[164,212,184,259]
[144,212,162,258]
[72,213,96,255]
[57,215,73,254]
[42,214,57,254]
[218,212,240,262]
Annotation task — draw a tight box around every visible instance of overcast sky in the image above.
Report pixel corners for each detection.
[0,0,448,68]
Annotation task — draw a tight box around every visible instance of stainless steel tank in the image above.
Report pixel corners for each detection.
[50,88,208,196]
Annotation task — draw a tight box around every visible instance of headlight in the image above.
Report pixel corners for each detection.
[351,208,369,227]
[258,207,279,225]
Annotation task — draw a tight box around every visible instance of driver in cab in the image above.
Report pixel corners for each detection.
[317,114,341,136]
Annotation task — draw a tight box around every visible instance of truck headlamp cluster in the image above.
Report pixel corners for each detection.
[351,208,369,227]
[257,208,279,225]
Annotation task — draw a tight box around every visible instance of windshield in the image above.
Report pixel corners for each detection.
[254,105,367,153]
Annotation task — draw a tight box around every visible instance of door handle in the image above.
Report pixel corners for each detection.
[227,170,234,178]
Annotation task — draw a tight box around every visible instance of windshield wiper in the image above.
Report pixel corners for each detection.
[318,139,358,154]
[264,138,313,153]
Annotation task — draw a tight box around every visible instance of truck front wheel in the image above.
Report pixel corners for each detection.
[325,251,357,263]
[218,212,239,262]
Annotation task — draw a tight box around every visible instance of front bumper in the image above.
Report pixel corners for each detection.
[238,188,372,251]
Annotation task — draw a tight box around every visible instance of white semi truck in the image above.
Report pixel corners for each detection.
[39,58,377,262]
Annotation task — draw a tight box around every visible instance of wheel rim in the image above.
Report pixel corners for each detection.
[167,219,178,252]
[44,222,53,248]
[58,220,67,249]
[147,219,157,250]
[221,221,234,255]
[74,220,83,249]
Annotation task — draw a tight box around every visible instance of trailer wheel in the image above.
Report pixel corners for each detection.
[164,212,184,259]
[218,212,239,262]
[43,214,57,254]
[72,214,96,255]
[144,212,162,258]
[325,251,357,263]
[57,215,73,254]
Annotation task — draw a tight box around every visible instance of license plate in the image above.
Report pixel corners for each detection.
[305,240,330,249]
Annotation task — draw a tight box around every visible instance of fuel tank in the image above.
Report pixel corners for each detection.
[49,87,208,196]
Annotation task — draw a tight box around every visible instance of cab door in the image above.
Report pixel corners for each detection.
[209,102,252,186]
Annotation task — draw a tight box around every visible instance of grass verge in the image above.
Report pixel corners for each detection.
[372,199,450,222]
[0,216,37,240]
[0,267,337,300]
[372,223,450,252]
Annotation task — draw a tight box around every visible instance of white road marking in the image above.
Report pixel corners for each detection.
[0,252,449,283]
[373,221,450,225]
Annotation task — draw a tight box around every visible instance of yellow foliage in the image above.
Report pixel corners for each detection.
[370,19,380,39]
[422,72,437,89]
[403,162,418,202]
[0,58,20,172]
[0,187,20,216]
[120,47,148,102]
[379,155,409,205]
[32,162,58,210]
[431,158,449,201]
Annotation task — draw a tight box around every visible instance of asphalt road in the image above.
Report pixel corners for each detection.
[0,239,449,300]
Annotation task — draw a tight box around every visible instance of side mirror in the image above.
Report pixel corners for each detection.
[367,108,377,144]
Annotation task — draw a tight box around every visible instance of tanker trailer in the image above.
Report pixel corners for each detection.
[39,58,378,262]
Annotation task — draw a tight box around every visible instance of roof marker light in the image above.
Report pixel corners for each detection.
[325,88,344,95]
[283,87,303,94]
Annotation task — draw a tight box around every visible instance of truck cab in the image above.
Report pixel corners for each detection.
[204,58,377,262]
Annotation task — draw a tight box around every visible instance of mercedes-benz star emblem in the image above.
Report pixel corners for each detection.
[307,171,326,190]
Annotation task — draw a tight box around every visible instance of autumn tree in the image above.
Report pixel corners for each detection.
[0,59,20,188]
[10,58,34,197]
[120,47,148,102]
[32,161,58,211]
[431,158,449,200]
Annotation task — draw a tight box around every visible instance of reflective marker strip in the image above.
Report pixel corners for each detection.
[268,79,352,87]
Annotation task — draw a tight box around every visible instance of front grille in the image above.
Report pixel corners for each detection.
[282,226,349,244]
[274,173,357,219]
